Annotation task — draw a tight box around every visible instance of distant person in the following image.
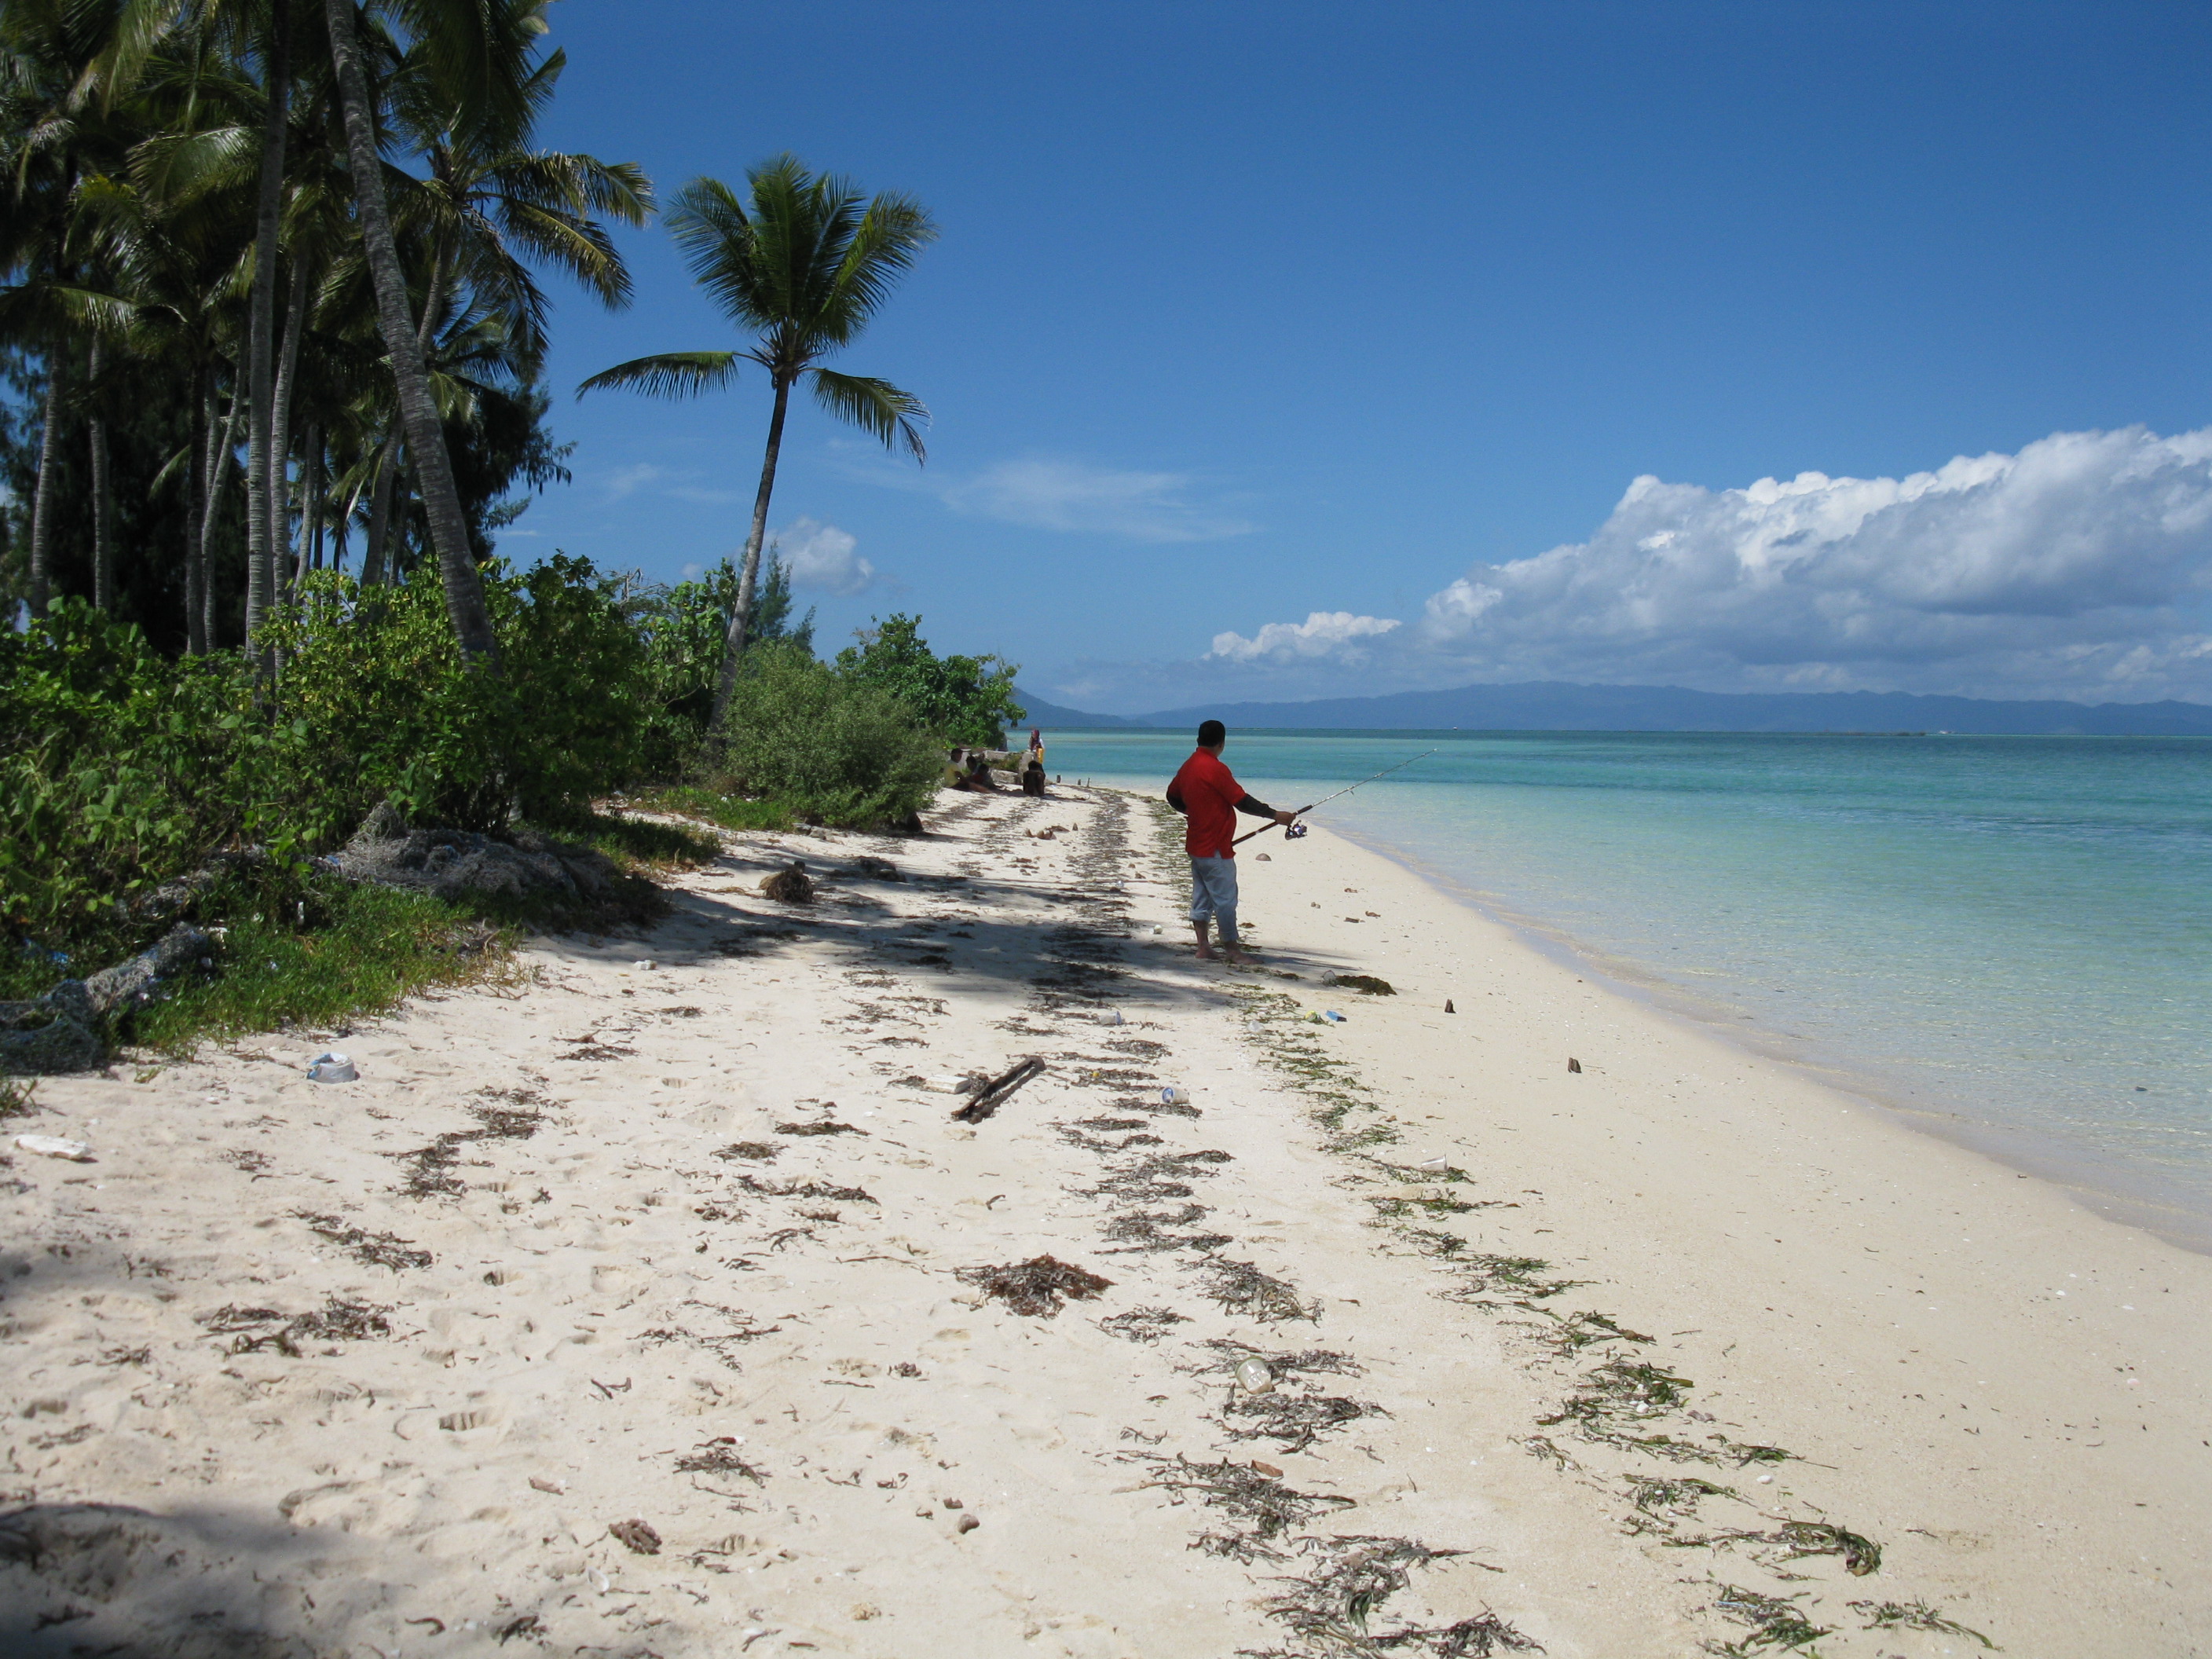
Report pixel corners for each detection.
[1165,720,1295,965]
[964,752,1000,792]
[1021,754,1047,797]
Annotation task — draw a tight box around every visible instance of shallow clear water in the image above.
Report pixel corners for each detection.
[1045,730,2212,1224]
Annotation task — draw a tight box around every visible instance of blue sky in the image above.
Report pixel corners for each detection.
[519,1,2212,712]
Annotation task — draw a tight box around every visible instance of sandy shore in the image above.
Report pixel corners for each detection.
[2,786,2207,1657]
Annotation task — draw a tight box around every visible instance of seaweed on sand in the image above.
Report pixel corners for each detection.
[1243,1535,1544,1658]
[1223,1390,1379,1453]
[734,1174,877,1204]
[199,1297,394,1357]
[1525,1309,1653,1357]
[775,1119,866,1137]
[292,1210,431,1270]
[1701,1585,1833,1657]
[1435,1254,1584,1302]
[1849,1600,1996,1649]
[676,1438,767,1483]
[958,1254,1112,1317]
[1130,1454,1355,1562]
[392,1094,544,1198]
[1098,1306,1189,1343]
[1196,1339,1364,1382]
[1101,1206,1231,1254]
[1774,1521,1882,1577]
[1666,1519,1883,1579]
[1537,1358,1695,1437]
[1622,1474,1738,1526]
[1195,1258,1317,1324]
[715,1141,781,1162]
[1086,1148,1233,1203]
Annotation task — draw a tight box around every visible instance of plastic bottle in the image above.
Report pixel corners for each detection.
[1234,1357,1275,1394]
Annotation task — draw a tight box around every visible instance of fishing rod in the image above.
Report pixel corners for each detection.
[1229,749,1438,846]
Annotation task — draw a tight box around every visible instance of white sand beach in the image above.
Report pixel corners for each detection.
[3,786,2207,1657]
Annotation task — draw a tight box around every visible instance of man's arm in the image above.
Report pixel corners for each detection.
[1236,792,1298,826]
[1166,783,1186,814]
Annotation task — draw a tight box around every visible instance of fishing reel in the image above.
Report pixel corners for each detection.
[1284,822,1309,840]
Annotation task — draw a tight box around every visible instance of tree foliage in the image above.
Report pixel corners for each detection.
[835,613,1024,749]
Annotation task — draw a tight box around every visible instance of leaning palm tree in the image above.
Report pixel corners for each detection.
[578,155,936,729]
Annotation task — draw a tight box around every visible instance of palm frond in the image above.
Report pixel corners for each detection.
[810,368,928,462]
[575,350,741,401]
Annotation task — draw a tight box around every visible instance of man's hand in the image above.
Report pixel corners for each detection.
[1273,810,1298,826]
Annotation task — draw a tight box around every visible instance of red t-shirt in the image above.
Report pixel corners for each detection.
[1168,749,1246,858]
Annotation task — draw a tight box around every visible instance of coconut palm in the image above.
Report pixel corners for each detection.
[577,154,936,728]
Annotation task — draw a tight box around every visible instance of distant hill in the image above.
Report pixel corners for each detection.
[1038,679,2212,735]
[1011,687,1142,728]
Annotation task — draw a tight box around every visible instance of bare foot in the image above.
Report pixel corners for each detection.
[1195,946,1216,961]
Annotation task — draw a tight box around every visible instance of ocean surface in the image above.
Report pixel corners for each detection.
[1042,730,2212,1240]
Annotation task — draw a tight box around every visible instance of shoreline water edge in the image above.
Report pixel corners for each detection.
[1046,727,2212,1258]
[2,786,2205,1654]
[1321,814,2212,1258]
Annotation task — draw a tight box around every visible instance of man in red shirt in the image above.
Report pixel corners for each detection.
[1165,720,1295,964]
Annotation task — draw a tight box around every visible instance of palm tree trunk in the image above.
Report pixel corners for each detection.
[200,388,242,649]
[187,385,207,653]
[270,264,308,613]
[324,0,499,668]
[243,4,289,661]
[295,421,322,582]
[709,375,793,728]
[26,358,63,619]
[361,427,400,587]
[89,339,113,612]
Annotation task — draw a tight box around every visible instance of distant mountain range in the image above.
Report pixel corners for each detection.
[1012,681,2212,736]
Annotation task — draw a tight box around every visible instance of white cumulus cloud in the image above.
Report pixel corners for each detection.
[1210,611,1402,663]
[775,517,881,596]
[1409,426,2212,698]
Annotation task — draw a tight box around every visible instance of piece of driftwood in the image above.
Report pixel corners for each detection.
[951,1057,1046,1123]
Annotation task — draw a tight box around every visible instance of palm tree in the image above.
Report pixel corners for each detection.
[578,154,936,729]
[321,0,531,666]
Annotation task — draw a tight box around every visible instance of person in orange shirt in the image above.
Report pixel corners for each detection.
[1164,720,1295,964]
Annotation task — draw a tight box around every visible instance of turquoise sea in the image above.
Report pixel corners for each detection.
[1043,729,2212,1243]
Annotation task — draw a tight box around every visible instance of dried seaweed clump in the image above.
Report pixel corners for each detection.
[392,1097,543,1199]
[715,1141,782,1162]
[760,862,813,903]
[1223,1389,1376,1453]
[1245,1534,1543,1658]
[1849,1599,1995,1649]
[1130,1454,1353,1563]
[1434,1254,1583,1302]
[1098,1306,1189,1344]
[1537,1359,1694,1438]
[1101,1207,1231,1254]
[1701,1584,1831,1657]
[776,1119,866,1137]
[958,1254,1112,1317]
[676,1437,767,1483]
[292,1210,431,1270]
[200,1297,394,1357]
[1195,1258,1317,1324]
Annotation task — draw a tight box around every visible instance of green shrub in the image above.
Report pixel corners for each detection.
[266,555,651,831]
[715,643,943,827]
[834,613,1023,748]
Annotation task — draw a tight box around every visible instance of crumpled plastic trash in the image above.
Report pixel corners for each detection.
[14,1133,94,1163]
[1233,1357,1275,1394]
[307,1052,357,1082]
[1159,1085,1188,1105]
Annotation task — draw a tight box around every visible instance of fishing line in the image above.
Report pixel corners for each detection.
[1229,749,1438,846]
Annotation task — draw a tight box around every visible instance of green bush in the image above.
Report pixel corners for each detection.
[266,555,651,831]
[834,613,1023,748]
[715,642,943,827]
[0,600,299,987]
